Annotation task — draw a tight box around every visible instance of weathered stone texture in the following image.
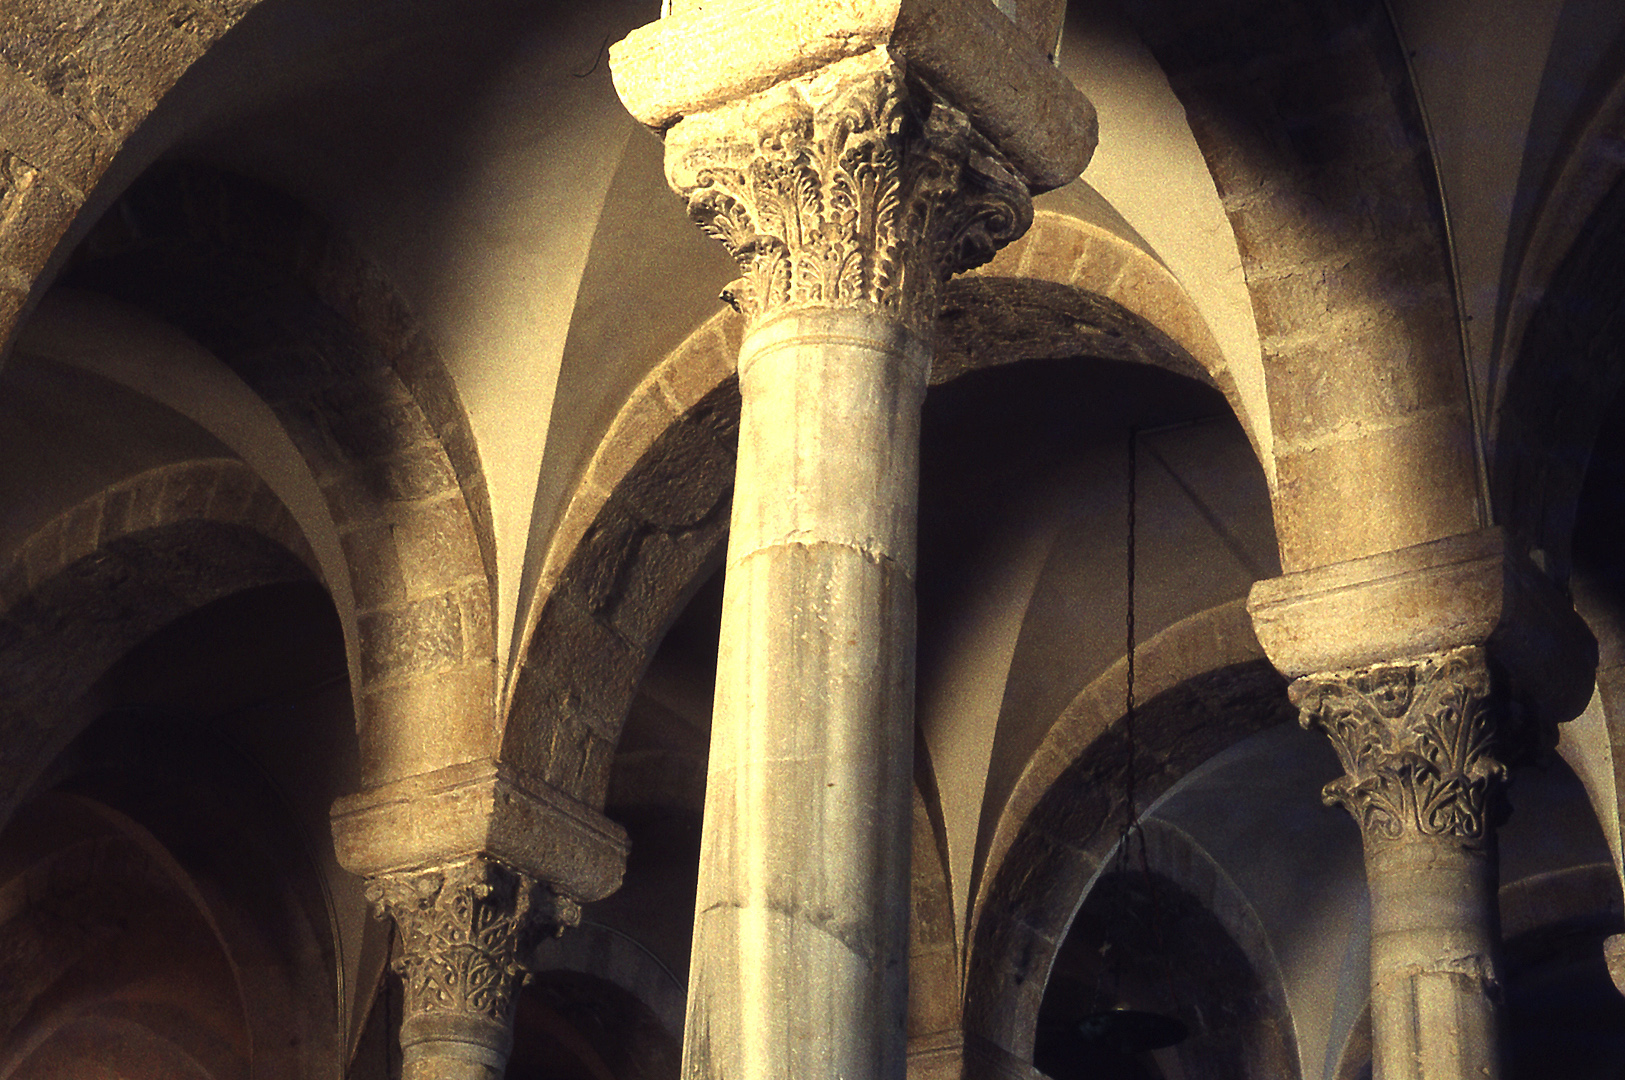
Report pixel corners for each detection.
[1122,0,1477,570]
[65,165,496,788]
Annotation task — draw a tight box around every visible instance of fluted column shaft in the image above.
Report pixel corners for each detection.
[662,48,1033,1080]
[1294,647,1506,1080]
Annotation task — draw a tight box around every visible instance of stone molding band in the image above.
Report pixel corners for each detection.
[331,758,629,904]
[1248,527,1596,728]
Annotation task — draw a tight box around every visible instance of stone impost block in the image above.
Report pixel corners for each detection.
[608,0,1097,192]
[1248,527,1596,726]
[331,759,628,902]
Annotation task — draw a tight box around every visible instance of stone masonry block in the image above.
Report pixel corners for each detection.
[82,0,207,111]
[0,59,109,193]
[389,494,483,600]
[505,597,642,751]
[357,592,464,685]
[20,517,64,591]
[620,417,734,529]
[542,714,594,796]
[201,466,260,525]
[656,313,739,412]
[0,165,75,277]
[1271,411,1479,571]
[452,577,495,660]
[121,470,166,532]
[56,495,103,567]
[157,461,222,523]
[585,381,679,503]
[339,522,407,611]
[319,387,435,463]
[1262,307,1463,446]
[363,444,458,503]
[357,662,496,786]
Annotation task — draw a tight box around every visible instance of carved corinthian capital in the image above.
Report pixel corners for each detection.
[366,856,581,1041]
[1291,646,1508,845]
[663,47,1034,335]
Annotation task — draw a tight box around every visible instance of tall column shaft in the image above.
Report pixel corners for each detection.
[658,48,1034,1080]
[1294,646,1506,1080]
[690,307,927,1080]
[1365,834,1500,1079]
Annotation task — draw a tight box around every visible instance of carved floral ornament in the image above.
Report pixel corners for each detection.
[1291,646,1507,845]
[663,47,1034,334]
[365,855,581,1028]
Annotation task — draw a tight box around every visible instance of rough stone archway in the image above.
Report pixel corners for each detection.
[960,601,1297,1072]
[63,164,496,788]
[1122,0,1480,572]
[0,0,265,349]
[0,457,313,828]
[1035,819,1302,1080]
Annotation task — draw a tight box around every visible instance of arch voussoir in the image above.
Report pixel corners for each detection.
[0,457,314,829]
[66,165,496,788]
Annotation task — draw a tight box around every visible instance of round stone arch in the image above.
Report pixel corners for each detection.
[1035,816,1302,1080]
[62,163,496,788]
[960,599,1297,1070]
[965,209,1267,467]
[1115,0,1479,573]
[0,457,314,830]
[0,0,264,349]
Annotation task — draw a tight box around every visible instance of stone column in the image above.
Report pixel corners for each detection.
[331,760,629,1079]
[610,7,1094,1078]
[1293,647,1508,1080]
[1250,529,1596,1080]
[661,49,1032,1080]
[366,855,579,1080]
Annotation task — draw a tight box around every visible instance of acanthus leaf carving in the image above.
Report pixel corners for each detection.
[365,855,581,1030]
[664,47,1033,335]
[1291,646,1506,845]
